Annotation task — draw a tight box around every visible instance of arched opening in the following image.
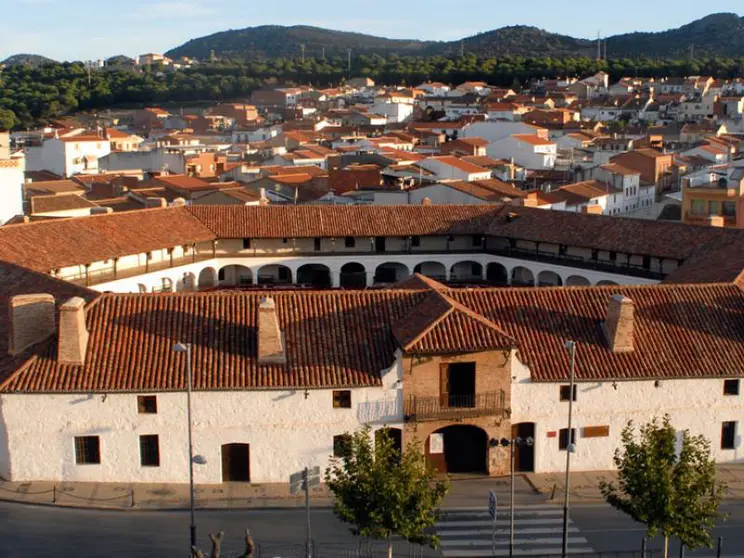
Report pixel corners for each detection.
[340,262,366,289]
[413,261,447,282]
[426,425,488,474]
[257,264,292,285]
[375,427,403,459]
[197,267,217,290]
[221,443,250,482]
[486,263,509,286]
[538,270,562,287]
[219,265,253,287]
[511,267,535,287]
[297,264,331,288]
[374,262,409,285]
[450,261,484,283]
[176,273,196,292]
[512,422,536,473]
[597,280,619,286]
[566,275,591,287]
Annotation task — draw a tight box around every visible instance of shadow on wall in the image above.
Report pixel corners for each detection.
[0,398,11,480]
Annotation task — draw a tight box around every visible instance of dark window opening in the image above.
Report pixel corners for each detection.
[344,237,355,248]
[314,238,322,251]
[642,256,651,270]
[609,251,617,262]
[282,238,288,244]
[75,436,101,464]
[333,390,352,409]
[559,428,577,451]
[444,362,476,408]
[559,245,567,256]
[559,385,577,402]
[333,434,352,458]
[242,238,251,250]
[278,267,291,281]
[140,435,160,467]
[375,237,386,253]
[137,395,157,414]
[411,236,421,247]
[472,235,483,247]
[724,379,740,396]
[721,421,737,450]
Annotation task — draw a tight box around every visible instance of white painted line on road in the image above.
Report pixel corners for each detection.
[441,547,594,557]
[441,536,589,548]
[437,526,579,537]
[443,504,562,512]
[437,518,567,528]
[442,509,564,518]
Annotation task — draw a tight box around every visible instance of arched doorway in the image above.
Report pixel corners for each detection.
[374,262,409,285]
[297,264,331,288]
[538,270,563,287]
[486,263,509,286]
[177,272,196,292]
[597,280,619,286]
[512,267,535,287]
[219,265,253,287]
[450,261,483,283]
[197,267,217,290]
[512,422,536,473]
[221,443,250,482]
[413,261,447,282]
[340,262,366,289]
[426,425,488,474]
[257,264,292,285]
[566,275,591,287]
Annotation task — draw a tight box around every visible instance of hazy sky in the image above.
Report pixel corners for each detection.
[1,0,740,61]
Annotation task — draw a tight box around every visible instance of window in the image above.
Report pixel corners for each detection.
[344,236,355,248]
[559,428,577,451]
[559,245,567,256]
[137,395,157,414]
[709,201,721,215]
[147,252,154,261]
[723,201,736,217]
[721,421,737,450]
[447,235,455,242]
[333,390,352,408]
[471,235,483,247]
[75,436,101,464]
[609,251,617,262]
[314,238,322,251]
[140,435,160,467]
[242,238,251,250]
[724,379,740,396]
[559,385,577,402]
[690,199,706,215]
[411,236,421,247]
[281,238,288,244]
[333,434,351,457]
[642,256,651,270]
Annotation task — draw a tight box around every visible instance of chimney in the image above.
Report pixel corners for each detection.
[172,197,187,207]
[57,297,89,366]
[8,294,56,355]
[258,187,270,206]
[257,297,286,365]
[90,206,114,215]
[421,197,432,206]
[146,197,167,208]
[602,295,635,353]
[707,215,725,228]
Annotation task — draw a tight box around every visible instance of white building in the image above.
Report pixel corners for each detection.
[487,134,557,170]
[0,132,24,224]
[592,163,655,214]
[25,133,111,177]
[461,121,547,143]
[416,156,492,182]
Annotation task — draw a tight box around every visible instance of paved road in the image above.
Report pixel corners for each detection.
[2,500,744,558]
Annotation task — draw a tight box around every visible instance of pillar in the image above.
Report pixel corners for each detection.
[366,271,375,287]
[331,271,341,288]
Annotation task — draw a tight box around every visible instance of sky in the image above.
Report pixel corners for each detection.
[1,0,742,62]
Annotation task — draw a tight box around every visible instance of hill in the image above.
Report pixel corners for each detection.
[166,13,744,60]
[1,53,57,67]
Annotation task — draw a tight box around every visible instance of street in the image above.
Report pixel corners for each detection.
[1,499,744,558]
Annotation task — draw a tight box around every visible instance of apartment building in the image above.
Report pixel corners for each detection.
[682,168,744,228]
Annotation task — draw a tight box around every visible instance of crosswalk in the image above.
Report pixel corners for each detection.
[435,504,593,557]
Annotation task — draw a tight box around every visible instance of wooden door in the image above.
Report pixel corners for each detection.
[439,363,449,407]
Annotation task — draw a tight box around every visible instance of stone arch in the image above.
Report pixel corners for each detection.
[176,272,196,292]
[374,262,409,285]
[219,265,253,287]
[426,424,488,474]
[413,261,447,281]
[486,262,509,286]
[257,264,292,285]
[450,261,483,283]
[297,263,332,288]
[538,270,562,287]
[197,267,217,290]
[340,262,366,289]
[597,280,619,286]
[566,275,591,287]
[511,266,535,287]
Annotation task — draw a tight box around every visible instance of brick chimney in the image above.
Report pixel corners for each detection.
[146,197,167,208]
[8,294,56,355]
[707,215,725,228]
[259,188,269,206]
[57,297,89,366]
[602,295,634,353]
[257,297,286,365]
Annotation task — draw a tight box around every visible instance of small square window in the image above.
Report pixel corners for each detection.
[140,434,160,467]
[147,252,154,261]
[559,428,576,451]
[609,251,617,262]
[242,238,251,250]
[344,237,355,248]
[721,421,737,450]
[333,390,352,409]
[137,395,158,414]
[411,236,421,247]
[559,385,577,402]
[314,238,322,251]
[333,434,351,457]
[471,235,483,247]
[724,379,740,396]
[282,238,288,244]
[75,436,101,464]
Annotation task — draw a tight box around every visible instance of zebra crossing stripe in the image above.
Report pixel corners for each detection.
[435,526,579,537]
[441,547,594,557]
[437,518,565,528]
[440,536,589,548]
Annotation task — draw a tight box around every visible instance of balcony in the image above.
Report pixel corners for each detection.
[404,391,506,422]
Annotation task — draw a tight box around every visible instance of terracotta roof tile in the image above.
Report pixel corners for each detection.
[29,194,98,214]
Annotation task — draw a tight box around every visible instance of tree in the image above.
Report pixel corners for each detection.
[324,426,449,558]
[0,108,17,131]
[599,416,726,558]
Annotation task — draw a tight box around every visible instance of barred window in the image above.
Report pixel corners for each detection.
[75,436,101,464]
[140,435,160,467]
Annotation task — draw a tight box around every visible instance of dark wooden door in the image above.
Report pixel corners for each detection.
[512,423,535,473]
[221,443,250,482]
[375,237,386,253]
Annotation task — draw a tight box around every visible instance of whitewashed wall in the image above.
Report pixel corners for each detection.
[511,356,744,472]
[0,358,404,483]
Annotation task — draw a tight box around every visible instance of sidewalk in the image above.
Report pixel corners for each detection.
[524,463,744,503]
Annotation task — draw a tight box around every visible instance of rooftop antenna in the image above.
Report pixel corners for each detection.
[300,44,306,64]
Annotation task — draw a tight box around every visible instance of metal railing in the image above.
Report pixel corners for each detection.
[404,390,506,422]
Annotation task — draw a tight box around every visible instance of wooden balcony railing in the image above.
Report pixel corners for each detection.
[403,390,506,422]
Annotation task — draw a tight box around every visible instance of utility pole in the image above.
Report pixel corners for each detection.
[561,340,577,558]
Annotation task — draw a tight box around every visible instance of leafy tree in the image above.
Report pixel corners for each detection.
[0,108,17,130]
[325,426,448,558]
[599,416,726,558]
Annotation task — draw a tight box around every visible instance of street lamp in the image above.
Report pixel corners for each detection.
[493,436,534,558]
[173,342,202,551]
[562,340,578,558]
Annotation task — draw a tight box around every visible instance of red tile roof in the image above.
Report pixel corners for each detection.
[426,156,490,174]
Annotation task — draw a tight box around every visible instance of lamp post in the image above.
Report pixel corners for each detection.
[173,342,205,551]
[495,436,534,558]
[562,340,577,558]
